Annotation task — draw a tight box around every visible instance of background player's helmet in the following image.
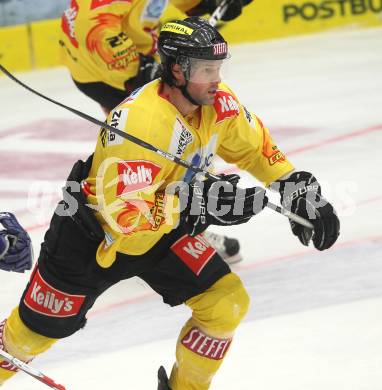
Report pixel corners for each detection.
[158,17,229,85]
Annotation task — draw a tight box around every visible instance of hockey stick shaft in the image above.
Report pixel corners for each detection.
[266,202,313,228]
[0,64,313,230]
[0,349,66,389]
[208,0,232,26]
[0,64,204,174]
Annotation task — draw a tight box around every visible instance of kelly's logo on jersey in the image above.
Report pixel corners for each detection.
[181,327,232,360]
[116,160,161,195]
[214,90,240,123]
[24,270,85,317]
[171,234,216,275]
[61,0,79,48]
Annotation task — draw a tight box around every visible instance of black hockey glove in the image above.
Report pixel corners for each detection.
[125,54,160,94]
[277,171,340,251]
[187,0,253,21]
[181,174,268,237]
[0,212,33,273]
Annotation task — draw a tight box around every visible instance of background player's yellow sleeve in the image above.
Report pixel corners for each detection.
[122,0,162,55]
[169,0,203,13]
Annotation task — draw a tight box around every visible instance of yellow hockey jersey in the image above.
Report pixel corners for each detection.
[60,0,197,90]
[85,80,294,267]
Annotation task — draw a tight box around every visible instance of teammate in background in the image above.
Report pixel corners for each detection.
[59,0,253,265]
[59,0,252,115]
[0,18,339,389]
[0,213,33,273]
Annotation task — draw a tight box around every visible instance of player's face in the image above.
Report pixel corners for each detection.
[187,59,224,105]
[187,79,220,105]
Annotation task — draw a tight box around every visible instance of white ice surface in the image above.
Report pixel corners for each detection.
[0,26,382,389]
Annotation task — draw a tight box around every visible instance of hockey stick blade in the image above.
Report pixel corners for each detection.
[0,64,313,229]
[0,349,66,390]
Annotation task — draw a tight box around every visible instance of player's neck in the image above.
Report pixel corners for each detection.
[162,83,199,116]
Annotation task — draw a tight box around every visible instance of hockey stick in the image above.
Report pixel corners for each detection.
[208,0,232,26]
[0,64,313,229]
[0,349,66,389]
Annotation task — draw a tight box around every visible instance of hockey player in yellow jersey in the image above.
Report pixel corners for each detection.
[0,17,339,389]
[60,0,253,264]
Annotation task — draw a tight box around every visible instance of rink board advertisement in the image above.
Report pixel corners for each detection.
[0,24,31,71]
[0,0,381,71]
[163,0,382,44]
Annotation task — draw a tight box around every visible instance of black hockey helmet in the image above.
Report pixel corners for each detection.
[158,17,229,85]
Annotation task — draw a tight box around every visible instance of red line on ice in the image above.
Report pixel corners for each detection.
[216,124,382,175]
[286,124,382,156]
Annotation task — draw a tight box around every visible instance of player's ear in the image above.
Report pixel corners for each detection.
[171,64,185,85]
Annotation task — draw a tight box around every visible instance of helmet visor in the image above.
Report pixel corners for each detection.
[187,58,229,84]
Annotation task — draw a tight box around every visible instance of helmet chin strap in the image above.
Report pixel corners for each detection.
[179,81,200,106]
